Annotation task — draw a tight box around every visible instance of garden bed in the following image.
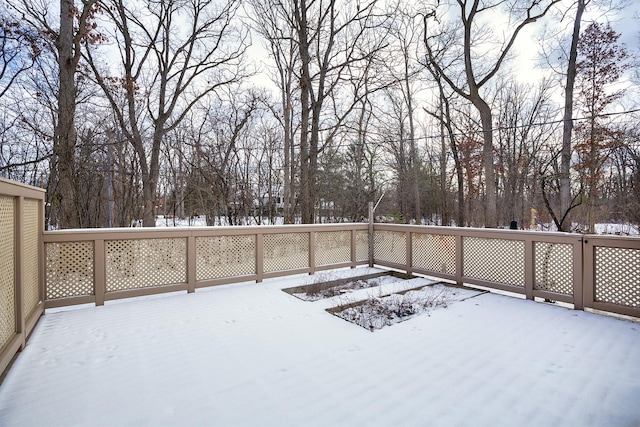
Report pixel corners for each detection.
[327,283,486,331]
[282,271,411,301]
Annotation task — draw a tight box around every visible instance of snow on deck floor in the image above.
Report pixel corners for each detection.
[1,267,639,427]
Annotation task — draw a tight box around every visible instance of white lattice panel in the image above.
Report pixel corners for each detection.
[413,233,456,274]
[373,230,406,265]
[0,197,15,350]
[264,233,309,272]
[106,238,187,292]
[535,242,573,295]
[356,230,369,262]
[463,237,525,287]
[46,241,94,299]
[315,231,351,266]
[196,235,256,280]
[23,199,40,318]
[595,247,640,307]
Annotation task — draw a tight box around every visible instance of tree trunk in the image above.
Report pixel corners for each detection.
[55,0,79,229]
[475,99,498,227]
[560,0,586,232]
[405,75,420,223]
[294,0,311,223]
[283,87,294,224]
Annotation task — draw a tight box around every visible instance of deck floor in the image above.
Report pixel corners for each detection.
[1,267,639,426]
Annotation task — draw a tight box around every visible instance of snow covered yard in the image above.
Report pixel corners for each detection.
[1,267,639,427]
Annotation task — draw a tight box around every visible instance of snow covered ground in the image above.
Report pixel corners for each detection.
[1,267,639,427]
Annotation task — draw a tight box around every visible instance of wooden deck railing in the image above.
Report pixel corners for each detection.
[0,178,45,377]
[42,224,370,308]
[1,177,640,379]
[371,224,639,318]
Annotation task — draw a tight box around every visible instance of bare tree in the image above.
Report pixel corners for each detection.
[422,20,466,226]
[86,0,249,226]
[6,0,100,228]
[251,0,390,223]
[247,0,299,223]
[384,10,425,222]
[424,0,560,227]
[558,0,587,231]
[494,78,556,227]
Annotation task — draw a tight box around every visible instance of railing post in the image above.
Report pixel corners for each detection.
[578,237,589,311]
[309,231,316,275]
[350,228,356,268]
[455,234,463,286]
[187,234,196,293]
[256,233,263,283]
[524,238,534,301]
[94,239,105,306]
[15,196,25,350]
[405,231,412,277]
[368,202,374,268]
[38,196,45,307]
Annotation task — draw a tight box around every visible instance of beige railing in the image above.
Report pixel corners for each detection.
[2,176,640,379]
[0,178,45,377]
[372,224,640,318]
[43,224,370,308]
[41,221,640,319]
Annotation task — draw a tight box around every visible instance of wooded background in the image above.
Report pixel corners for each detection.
[1,0,638,231]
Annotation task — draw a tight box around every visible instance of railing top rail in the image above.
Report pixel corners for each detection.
[0,177,46,199]
[43,222,370,241]
[372,223,587,241]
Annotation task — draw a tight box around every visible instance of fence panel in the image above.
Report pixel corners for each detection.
[372,225,586,310]
[106,238,187,292]
[315,230,351,266]
[373,229,406,266]
[196,235,256,281]
[263,232,310,273]
[355,230,369,262]
[45,241,94,300]
[43,224,369,307]
[412,233,456,277]
[22,199,40,320]
[0,196,15,352]
[534,242,574,295]
[463,237,526,288]
[0,178,45,378]
[585,236,640,318]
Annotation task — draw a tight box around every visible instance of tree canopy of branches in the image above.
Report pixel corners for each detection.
[423,0,561,227]
[86,0,249,226]
[1,0,638,232]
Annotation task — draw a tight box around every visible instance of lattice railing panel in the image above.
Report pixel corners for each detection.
[46,241,94,299]
[413,233,456,275]
[196,235,256,280]
[356,230,369,262]
[535,242,573,295]
[23,199,40,318]
[106,238,186,292]
[264,233,309,272]
[373,230,406,265]
[463,237,525,287]
[0,197,15,350]
[595,247,640,307]
[315,231,351,266]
